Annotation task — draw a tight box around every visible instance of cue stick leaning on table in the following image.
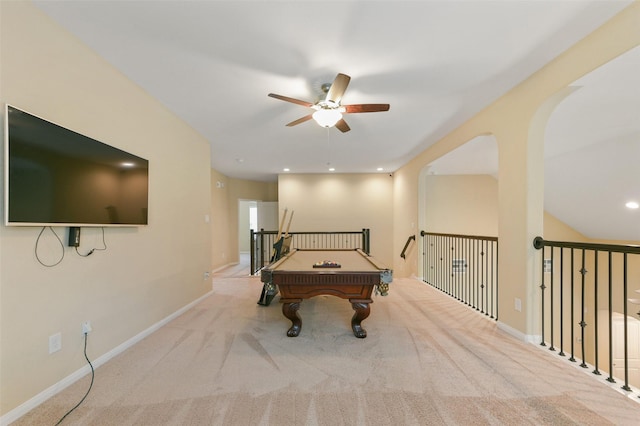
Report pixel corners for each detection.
[270,208,294,261]
[270,208,288,262]
[260,208,294,306]
[280,210,294,256]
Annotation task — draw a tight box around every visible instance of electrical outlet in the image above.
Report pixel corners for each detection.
[49,332,62,354]
[82,321,92,335]
[203,271,211,280]
[515,298,522,312]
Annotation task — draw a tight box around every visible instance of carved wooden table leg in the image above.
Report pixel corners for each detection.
[350,300,371,338]
[282,300,302,337]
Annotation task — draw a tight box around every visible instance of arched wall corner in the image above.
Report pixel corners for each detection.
[522,85,582,338]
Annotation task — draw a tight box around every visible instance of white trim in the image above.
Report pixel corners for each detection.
[0,291,212,426]
[212,262,238,273]
[497,321,541,344]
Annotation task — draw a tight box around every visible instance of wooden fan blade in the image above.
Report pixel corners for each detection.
[335,119,350,133]
[343,104,390,113]
[286,114,313,127]
[268,93,314,108]
[325,73,351,104]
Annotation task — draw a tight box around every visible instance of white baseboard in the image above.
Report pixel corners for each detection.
[497,321,541,344]
[211,262,238,273]
[0,291,212,426]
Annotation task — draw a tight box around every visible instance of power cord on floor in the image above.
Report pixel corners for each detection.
[55,332,94,425]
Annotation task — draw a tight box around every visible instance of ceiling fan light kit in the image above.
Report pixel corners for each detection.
[268,73,390,132]
[312,109,343,128]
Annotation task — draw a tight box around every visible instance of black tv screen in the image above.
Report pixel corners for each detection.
[4,105,149,226]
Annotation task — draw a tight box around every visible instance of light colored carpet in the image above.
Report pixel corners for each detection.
[13,271,640,425]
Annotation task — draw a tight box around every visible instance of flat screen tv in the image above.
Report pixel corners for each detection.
[4,105,149,226]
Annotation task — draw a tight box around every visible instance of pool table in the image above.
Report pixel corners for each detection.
[260,248,392,338]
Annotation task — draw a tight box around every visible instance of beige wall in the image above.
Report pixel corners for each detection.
[210,172,277,269]
[393,3,640,337]
[424,175,499,237]
[1,2,212,416]
[238,200,252,252]
[210,169,231,269]
[278,173,394,267]
[423,174,589,242]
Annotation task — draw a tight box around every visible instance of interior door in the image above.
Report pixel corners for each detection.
[612,314,640,388]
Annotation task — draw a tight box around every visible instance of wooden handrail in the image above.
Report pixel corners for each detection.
[400,235,415,259]
[533,236,640,254]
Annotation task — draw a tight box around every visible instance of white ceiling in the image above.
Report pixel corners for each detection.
[33,1,639,242]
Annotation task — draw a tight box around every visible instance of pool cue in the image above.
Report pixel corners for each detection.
[281,210,294,256]
[262,208,289,304]
[271,208,288,261]
[284,210,294,237]
[276,207,287,241]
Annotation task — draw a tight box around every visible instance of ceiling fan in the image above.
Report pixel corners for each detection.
[268,73,390,132]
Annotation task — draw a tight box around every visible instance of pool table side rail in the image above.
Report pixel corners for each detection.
[260,248,393,291]
[274,248,387,271]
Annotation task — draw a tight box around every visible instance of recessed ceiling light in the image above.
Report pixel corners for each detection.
[328,167,335,172]
[283,168,290,172]
[377,167,383,171]
[626,201,639,209]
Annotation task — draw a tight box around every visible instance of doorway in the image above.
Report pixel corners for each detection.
[238,200,279,264]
